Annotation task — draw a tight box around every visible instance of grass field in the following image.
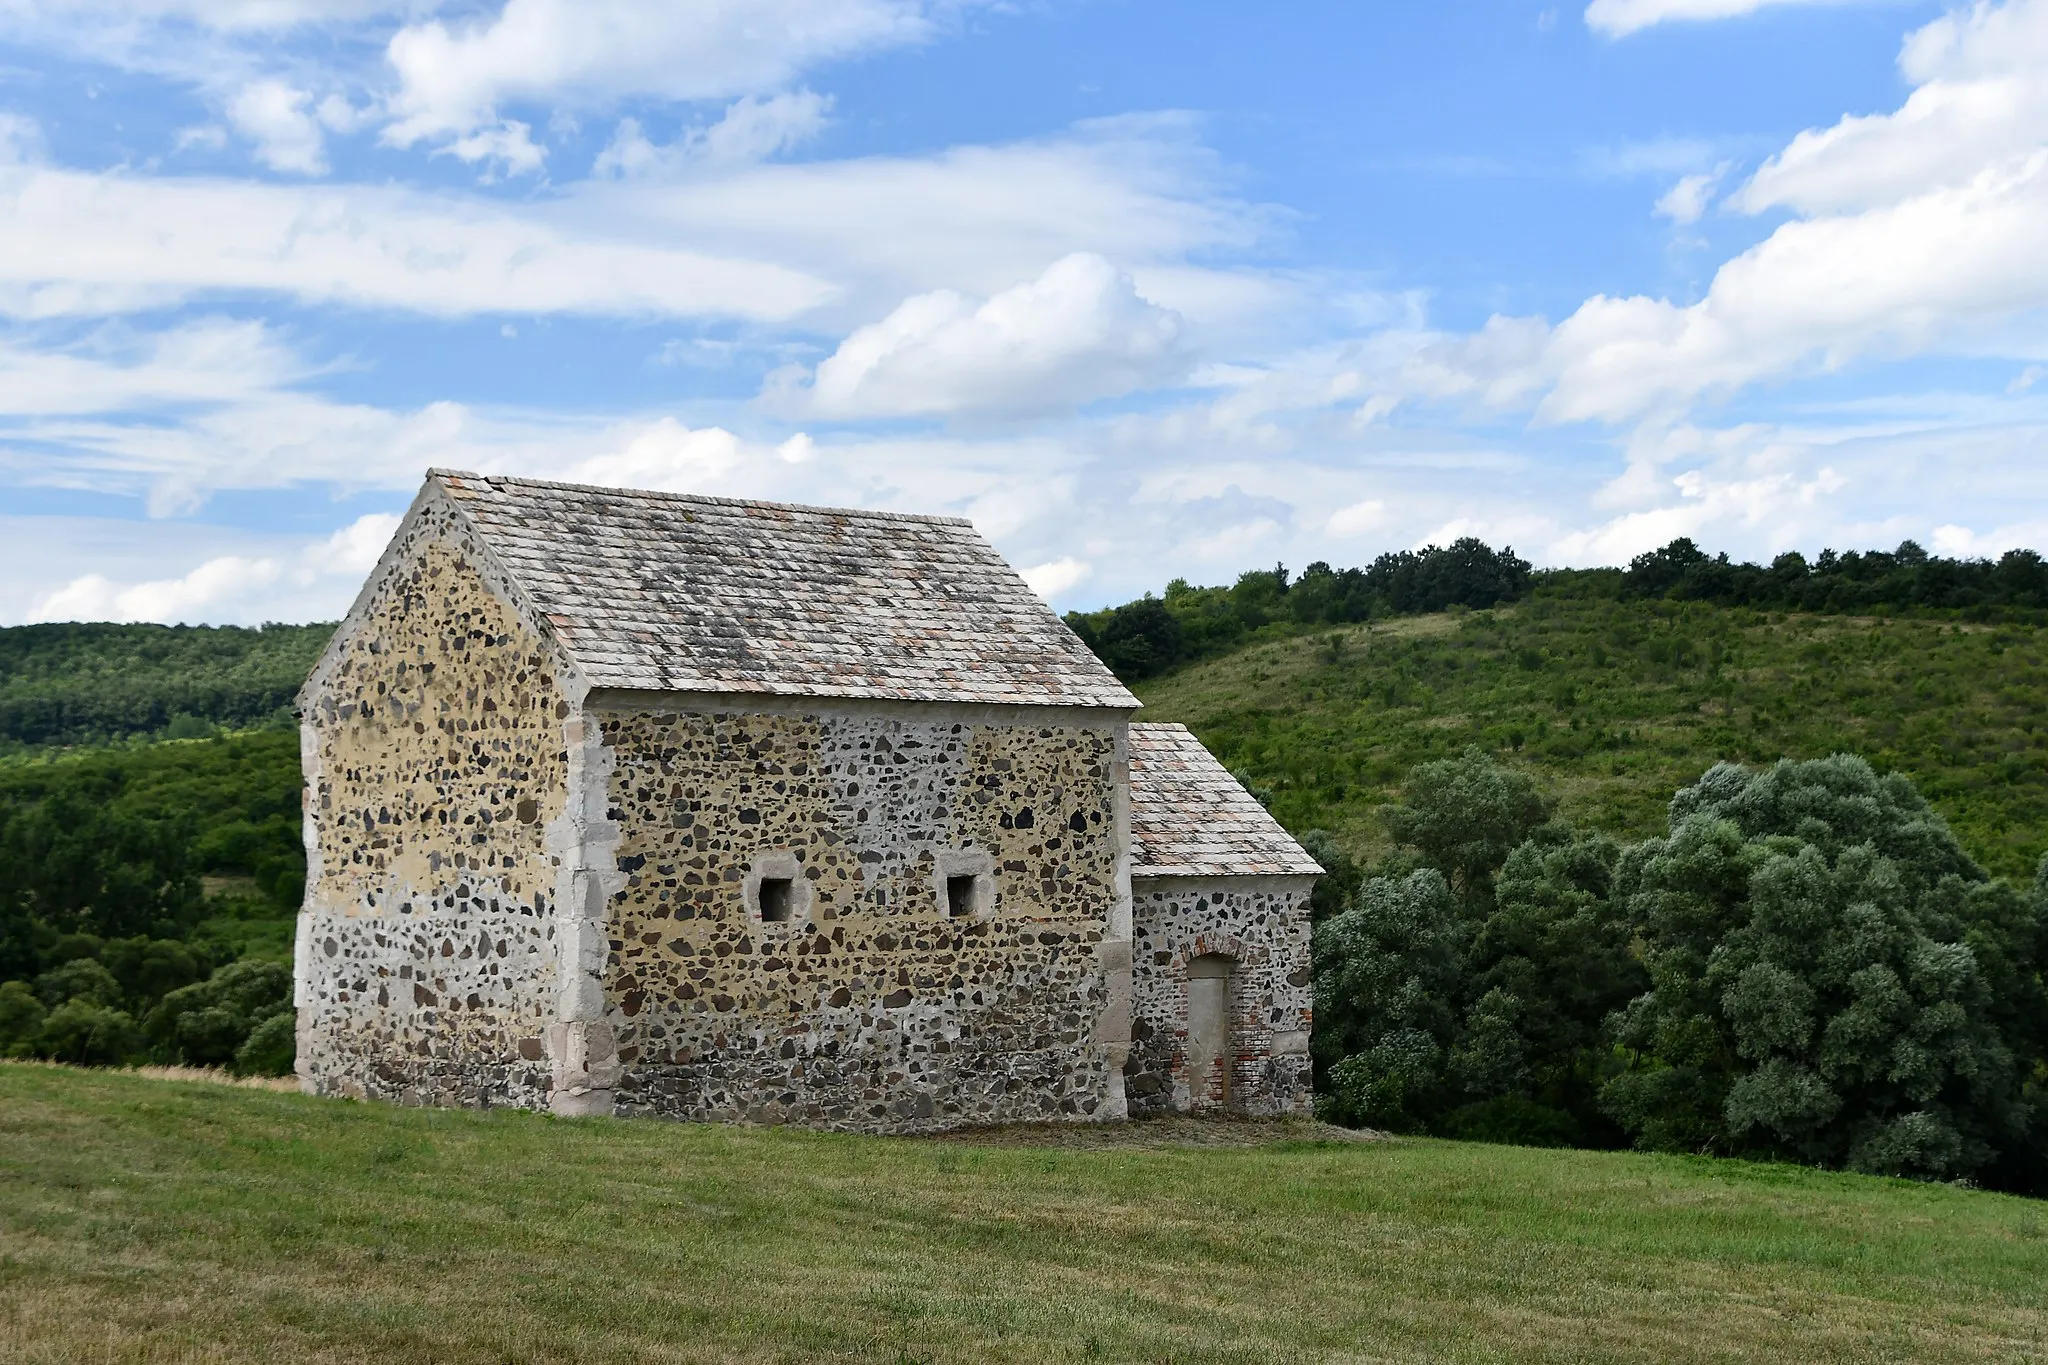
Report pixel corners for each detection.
[3,1066,2047,1363]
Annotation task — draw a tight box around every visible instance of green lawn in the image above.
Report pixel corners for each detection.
[2,1066,2045,1363]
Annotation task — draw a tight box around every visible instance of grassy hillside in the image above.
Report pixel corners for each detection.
[1135,589,2048,880]
[4,1065,2047,1363]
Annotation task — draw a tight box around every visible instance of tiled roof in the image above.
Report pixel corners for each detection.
[1127,723,1323,878]
[431,471,1137,708]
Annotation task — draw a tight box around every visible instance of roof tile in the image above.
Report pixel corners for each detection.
[433,471,1137,708]
[1128,723,1323,878]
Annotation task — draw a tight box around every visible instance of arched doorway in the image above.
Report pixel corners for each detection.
[1186,954,1235,1110]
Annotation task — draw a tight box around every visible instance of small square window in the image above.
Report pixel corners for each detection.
[758,876,794,923]
[946,874,978,918]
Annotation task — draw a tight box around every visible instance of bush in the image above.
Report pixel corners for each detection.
[33,957,123,1008]
[1382,747,1556,912]
[35,999,144,1066]
[1313,869,1464,1131]
[146,959,293,1070]
[1310,749,2048,1189]
[234,1010,297,1076]
[0,979,45,1055]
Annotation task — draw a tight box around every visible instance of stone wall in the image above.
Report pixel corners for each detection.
[595,701,1130,1131]
[295,508,573,1111]
[1126,875,1315,1117]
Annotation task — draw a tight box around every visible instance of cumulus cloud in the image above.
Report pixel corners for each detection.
[1257,1,2048,431]
[382,0,940,157]
[27,510,399,624]
[772,253,1190,419]
[1733,0,2048,216]
[1326,499,1388,536]
[1585,0,1864,39]
[226,78,329,172]
[1021,556,1090,600]
[1535,0,2048,424]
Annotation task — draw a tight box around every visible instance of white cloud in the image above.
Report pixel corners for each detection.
[774,253,1190,418]
[595,92,832,178]
[226,78,328,173]
[0,1,402,30]
[1021,556,1090,600]
[26,510,399,625]
[1929,517,2048,556]
[382,0,939,155]
[439,118,545,175]
[1326,499,1388,536]
[1356,0,2048,428]
[0,151,832,320]
[1734,1,2048,216]
[1585,0,1865,39]
[1538,3,2048,424]
[576,113,1264,331]
[0,116,1257,334]
[0,317,311,416]
[1654,169,1724,223]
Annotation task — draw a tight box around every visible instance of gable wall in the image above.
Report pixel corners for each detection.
[595,700,1129,1131]
[295,515,572,1109]
[1127,875,1315,1117]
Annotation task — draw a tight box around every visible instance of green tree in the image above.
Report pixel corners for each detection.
[1601,756,2046,1183]
[0,979,45,1055]
[146,959,293,1072]
[1312,870,1464,1131]
[1446,832,1644,1146]
[1382,747,1556,912]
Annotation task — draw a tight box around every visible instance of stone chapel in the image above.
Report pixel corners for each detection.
[293,470,1320,1131]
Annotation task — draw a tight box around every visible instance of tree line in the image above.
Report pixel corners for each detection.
[1064,539,1533,681]
[1067,535,2048,686]
[1621,538,2048,614]
[1308,749,2048,1193]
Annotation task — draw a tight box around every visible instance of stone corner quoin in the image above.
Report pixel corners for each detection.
[291,470,1320,1132]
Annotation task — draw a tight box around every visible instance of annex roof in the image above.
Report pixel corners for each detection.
[428,470,1137,709]
[1127,723,1323,879]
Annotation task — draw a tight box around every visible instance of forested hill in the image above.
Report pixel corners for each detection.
[0,622,333,751]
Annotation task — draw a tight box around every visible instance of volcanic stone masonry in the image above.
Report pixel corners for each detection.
[293,469,1320,1132]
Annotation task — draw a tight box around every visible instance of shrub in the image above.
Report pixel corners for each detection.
[145,959,292,1070]
[234,1010,297,1077]
[0,979,45,1055]
[35,1000,144,1066]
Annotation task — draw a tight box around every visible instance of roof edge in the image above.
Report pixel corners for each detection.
[434,468,976,528]
[298,473,594,713]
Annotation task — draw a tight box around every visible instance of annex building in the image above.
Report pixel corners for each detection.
[292,470,1320,1131]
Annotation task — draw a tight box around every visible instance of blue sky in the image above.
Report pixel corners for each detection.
[2,0,2045,624]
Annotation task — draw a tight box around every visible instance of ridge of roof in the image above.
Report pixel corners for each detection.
[428,468,975,529]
